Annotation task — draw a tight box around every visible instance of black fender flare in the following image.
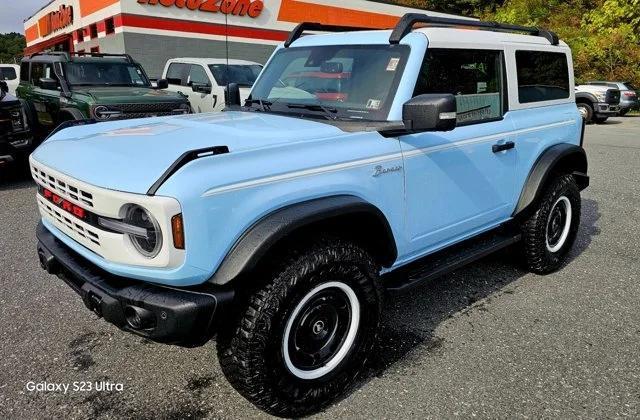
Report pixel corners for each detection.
[513,143,589,217]
[208,195,397,285]
[59,107,86,121]
[575,92,597,104]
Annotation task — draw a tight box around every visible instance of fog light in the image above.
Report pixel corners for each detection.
[124,305,156,330]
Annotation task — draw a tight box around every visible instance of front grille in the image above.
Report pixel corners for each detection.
[0,105,23,134]
[117,111,184,119]
[117,102,185,114]
[38,196,101,246]
[31,165,94,208]
[606,89,621,105]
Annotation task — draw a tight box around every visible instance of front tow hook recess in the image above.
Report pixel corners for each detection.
[38,248,60,275]
[87,292,103,317]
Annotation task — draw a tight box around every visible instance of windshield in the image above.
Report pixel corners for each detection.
[209,64,262,87]
[63,61,150,87]
[249,45,410,120]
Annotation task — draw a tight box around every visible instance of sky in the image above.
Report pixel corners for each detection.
[1,0,49,34]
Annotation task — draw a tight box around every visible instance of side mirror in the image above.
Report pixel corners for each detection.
[0,81,7,95]
[39,77,59,90]
[192,83,212,94]
[156,79,169,89]
[225,83,241,106]
[403,94,457,132]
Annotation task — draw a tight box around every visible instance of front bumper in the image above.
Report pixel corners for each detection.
[594,102,620,116]
[0,131,33,165]
[36,222,234,347]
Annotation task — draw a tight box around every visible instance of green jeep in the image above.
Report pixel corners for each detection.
[16,52,191,138]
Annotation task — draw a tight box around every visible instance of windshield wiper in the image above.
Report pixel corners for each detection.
[245,98,272,112]
[286,103,339,120]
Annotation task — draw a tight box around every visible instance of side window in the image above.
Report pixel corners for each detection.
[0,67,17,81]
[188,65,210,86]
[166,63,188,86]
[20,63,29,82]
[414,49,504,125]
[515,51,569,104]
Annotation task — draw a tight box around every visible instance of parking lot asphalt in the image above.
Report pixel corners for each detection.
[1,117,639,419]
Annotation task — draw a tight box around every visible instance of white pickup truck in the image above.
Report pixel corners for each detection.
[161,58,262,113]
[0,64,20,96]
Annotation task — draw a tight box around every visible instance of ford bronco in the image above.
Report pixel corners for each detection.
[16,52,191,139]
[33,15,588,417]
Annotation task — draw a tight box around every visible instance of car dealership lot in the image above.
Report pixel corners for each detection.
[1,117,639,419]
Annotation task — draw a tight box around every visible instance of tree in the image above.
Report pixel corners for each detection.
[0,33,26,64]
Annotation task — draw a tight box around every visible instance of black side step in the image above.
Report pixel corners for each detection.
[384,227,522,293]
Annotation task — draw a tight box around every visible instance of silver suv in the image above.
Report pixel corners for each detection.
[587,81,638,116]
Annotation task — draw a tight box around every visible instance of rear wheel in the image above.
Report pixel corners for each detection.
[619,109,629,117]
[217,239,382,417]
[521,174,581,274]
[577,102,594,124]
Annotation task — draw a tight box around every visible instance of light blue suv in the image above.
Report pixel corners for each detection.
[32,15,588,417]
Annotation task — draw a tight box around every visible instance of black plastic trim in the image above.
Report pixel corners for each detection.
[36,222,234,347]
[513,143,588,217]
[390,13,559,46]
[147,146,229,196]
[285,22,379,48]
[208,195,397,285]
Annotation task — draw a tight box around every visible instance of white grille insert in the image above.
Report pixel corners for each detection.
[38,196,101,247]
[32,165,94,207]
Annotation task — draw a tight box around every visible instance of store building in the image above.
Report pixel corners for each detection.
[24,0,464,77]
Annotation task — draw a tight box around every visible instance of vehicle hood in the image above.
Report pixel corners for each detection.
[72,87,188,103]
[31,111,344,194]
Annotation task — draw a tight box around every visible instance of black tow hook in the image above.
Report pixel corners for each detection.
[38,247,60,275]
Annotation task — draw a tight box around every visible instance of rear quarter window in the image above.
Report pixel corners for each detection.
[0,67,17,81]
[516,51,570,104]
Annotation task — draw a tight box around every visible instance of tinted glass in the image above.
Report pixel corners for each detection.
[167,63,188,86]
[414,49,504,124]
[209,64,262,87]
[30,63,45,84]
[20,63,29,81]
[516,51,570,103]
[189,65,210,85]
[623,82,637,91]
[63,62,149,87]
[251,45,410,121]
[0,67,17,81]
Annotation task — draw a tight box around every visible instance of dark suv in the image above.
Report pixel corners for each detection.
[16,52,191,137]
[0,81,32,166]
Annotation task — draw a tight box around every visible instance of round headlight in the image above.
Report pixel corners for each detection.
[124,205,162,258]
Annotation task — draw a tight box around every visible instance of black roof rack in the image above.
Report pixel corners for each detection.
[284,22,378,48]
[28,51,135,63]
[390,13,559,45]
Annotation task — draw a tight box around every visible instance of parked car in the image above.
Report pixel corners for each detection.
[586,81,638,116]
[575,84,620,124]
[16,52,191,138]
[32,15,588,417]
[162,58,262,112]
[0,64,20,95]
[0,81,33,167]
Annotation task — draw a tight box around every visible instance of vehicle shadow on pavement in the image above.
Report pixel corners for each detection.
[340,198,601,404]
[0,161,34,191]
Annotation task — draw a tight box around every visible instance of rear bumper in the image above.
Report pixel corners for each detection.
[36,222,234,347]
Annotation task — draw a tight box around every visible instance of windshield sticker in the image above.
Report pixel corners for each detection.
[366,99,382,110]
[386,57,400,72]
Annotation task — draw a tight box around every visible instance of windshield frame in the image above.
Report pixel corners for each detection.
[247,44,411,122]
[62,60,152,88]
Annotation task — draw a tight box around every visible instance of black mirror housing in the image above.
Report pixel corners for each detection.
[225,83,241,106]
[192,83,212,94]
[39,77,59,90]
[156,79,169,89]
[403,94,457,132]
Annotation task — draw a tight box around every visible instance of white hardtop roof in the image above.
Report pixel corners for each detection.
[167,58,262,66]
[291,26,568,50]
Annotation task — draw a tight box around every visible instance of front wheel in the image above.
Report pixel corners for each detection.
[521,174,581,274]
[217,239,382,417]
[577,102,594,124]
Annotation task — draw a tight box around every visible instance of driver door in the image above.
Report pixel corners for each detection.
[31,62,61,128]
[402,48,517,256]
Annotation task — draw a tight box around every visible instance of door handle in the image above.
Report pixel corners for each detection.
[492,141,515,153]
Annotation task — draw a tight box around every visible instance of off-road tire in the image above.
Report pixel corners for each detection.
[217,239,382,418]
[577,102,594,124]
[521,174,581,274]
[619,109,629,117]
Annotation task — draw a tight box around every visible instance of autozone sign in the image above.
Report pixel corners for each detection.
[137,0,265,18]
[38,5,74,37]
